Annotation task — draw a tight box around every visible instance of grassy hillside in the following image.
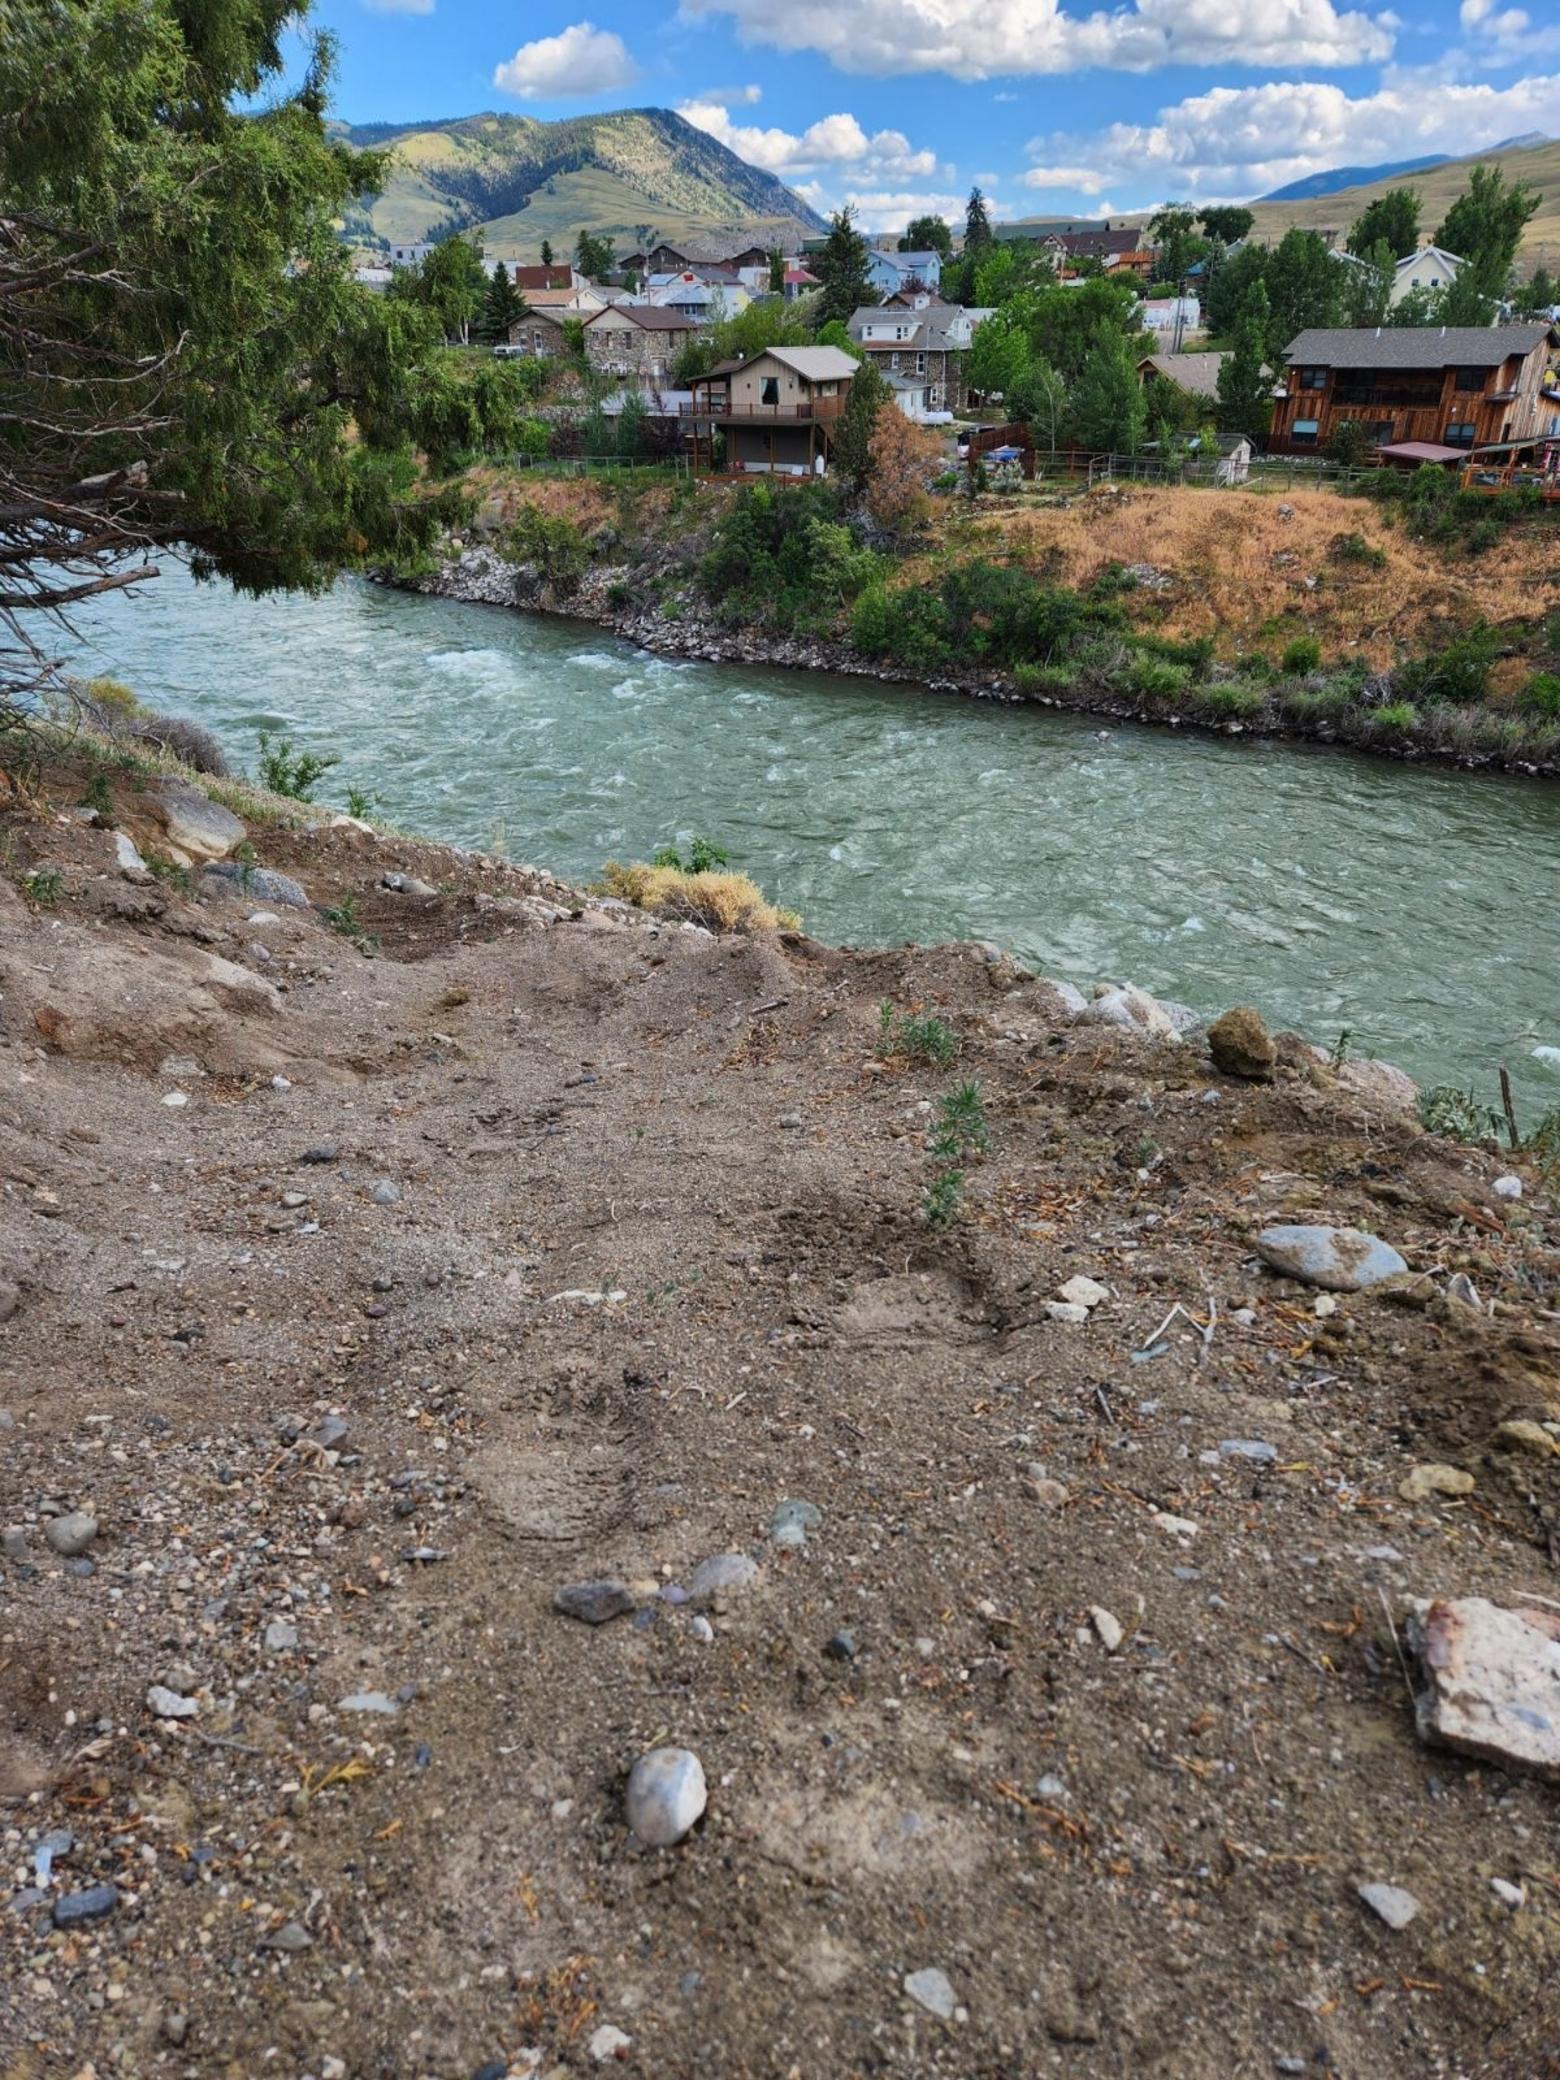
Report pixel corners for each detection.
[337,107,825,259]
[995,139,1557,271]
[1244,137,1560,270]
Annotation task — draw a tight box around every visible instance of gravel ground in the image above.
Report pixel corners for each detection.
[2,765,1558,2080]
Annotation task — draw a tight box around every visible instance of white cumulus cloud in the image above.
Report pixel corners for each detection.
[493,21,637,100]
[678,98,939,180]
[678,0,1394,76]
[1020,164,1118,194]
[1027,71,1560,199]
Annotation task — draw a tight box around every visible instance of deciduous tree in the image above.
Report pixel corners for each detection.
[1199,207,1254,246]
[900,215,953,261]
[1436,163,1539,289]
[1347,188,1421,259]
[865,410,942,532]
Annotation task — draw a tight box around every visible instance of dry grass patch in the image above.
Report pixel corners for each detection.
[960,486,1550,668]
[598,860,799,933]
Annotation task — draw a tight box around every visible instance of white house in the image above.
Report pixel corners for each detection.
[1139,296,1200,336]
[388,241,434,270]
[1391,245,1464,305]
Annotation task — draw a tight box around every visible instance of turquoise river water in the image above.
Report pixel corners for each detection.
[58,566,1560,1110]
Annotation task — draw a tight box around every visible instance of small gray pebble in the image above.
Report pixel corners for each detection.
[45,1512,98,1557]
[553,1579,635,1625]
[53,1885,118,1928]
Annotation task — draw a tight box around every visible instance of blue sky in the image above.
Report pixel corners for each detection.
[307,0,1560,227]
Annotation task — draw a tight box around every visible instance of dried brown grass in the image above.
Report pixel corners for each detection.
[951,486,1553,668]
[597,861,800,933]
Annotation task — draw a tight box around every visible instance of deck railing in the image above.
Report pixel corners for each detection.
[680,395,846,423]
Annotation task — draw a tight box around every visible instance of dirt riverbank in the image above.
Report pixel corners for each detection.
[2,749,1558,2080]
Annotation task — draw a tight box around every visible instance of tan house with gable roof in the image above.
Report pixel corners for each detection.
[685,345,859,474]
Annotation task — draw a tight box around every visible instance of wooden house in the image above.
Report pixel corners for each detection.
[684,346,858,474]
[1267,323,1559,455]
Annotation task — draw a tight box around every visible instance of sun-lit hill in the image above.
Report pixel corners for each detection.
[994,139,1557,273]
[335,108,825,260]
[1244,137,1560,270]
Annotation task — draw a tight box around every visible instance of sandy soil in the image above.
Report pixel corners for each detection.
[2,758,1558,2080]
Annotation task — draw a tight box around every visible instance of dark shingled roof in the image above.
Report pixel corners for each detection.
[1282,322,1554,370]
[586,304,696,332]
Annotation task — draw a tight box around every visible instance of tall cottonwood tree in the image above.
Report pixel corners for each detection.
[0,0,460,714]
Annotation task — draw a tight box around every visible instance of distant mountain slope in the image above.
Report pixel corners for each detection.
[1245,136,1560,269]
[337,108,826,259]
[1256,154,1450,204]
[991,137,1557,270]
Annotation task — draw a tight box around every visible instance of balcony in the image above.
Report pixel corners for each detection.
[680,394,847,424]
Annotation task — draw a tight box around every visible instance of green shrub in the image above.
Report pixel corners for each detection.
[22,866,62,907]
[1373,700,1419,729]
[700,483,877,631]
[1329,530,1387,569]
[931,1082,989,1162]
[923,1168,965,1228]
[1131,631,1215,673]
[1129,656,1191,699]
[1393,621,1500,707]
[1012,660,1076,694]
[878,1001,959,1066]
[652,836,730,874]
[1522,670,1560,717]
[1199,681,1268,718]
[257,730,340,801]
[1419,1085,1499,1142]
[507,507,590,593]
[1280,635,1322,674]
[850,560,1121,672]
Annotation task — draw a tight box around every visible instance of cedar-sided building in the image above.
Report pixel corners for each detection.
[685,345,859,474]
[1267,322,1560,455]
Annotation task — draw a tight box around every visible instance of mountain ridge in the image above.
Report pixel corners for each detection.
[338,108,826,259]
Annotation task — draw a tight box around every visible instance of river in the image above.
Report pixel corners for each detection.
[56,565,1560,1112]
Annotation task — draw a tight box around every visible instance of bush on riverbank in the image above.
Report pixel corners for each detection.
[1350,462,1546,555]
[850,560,1125,672]
[597,859,801,933]
[699,484,880,632]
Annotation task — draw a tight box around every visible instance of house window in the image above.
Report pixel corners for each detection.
[1291,418,1320,444]
[1443,421,1477,447]
[1453,368,1485,392]
[915,353,926,375]
[889,352,900,371]
[1299,368,1327,391]
[760,376,780,405]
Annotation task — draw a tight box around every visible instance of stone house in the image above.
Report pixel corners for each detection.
[581,304,698,381]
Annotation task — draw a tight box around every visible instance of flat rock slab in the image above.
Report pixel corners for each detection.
[904,1966,958,2019]
[145,780,246,862]
[1407,1597,1560,1781]
[687,1552,760,1603]
[553,1579,635,1625]
[1255,1224,1407,1292]
[201,861,310,908]
[1358,1882,1420,1930]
